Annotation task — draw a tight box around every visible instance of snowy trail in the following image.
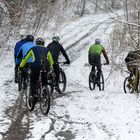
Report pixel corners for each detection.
[1,11,140,140]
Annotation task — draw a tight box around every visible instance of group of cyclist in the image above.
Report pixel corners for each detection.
[14,35,70,98]
[14,35,111,96]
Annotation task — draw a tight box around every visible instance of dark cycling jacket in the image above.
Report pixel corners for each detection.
[20,45,54,69]
[125,51,140,63]
[47,41,69,63]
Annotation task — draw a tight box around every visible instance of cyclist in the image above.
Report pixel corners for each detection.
[19,37,54,99]
[125,50,140,90]
[14,35,27,83]
[47,35,70,91]
[16,35,35,88]
[88,38,109,85]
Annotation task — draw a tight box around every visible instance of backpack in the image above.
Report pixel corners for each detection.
[125,51,140,63]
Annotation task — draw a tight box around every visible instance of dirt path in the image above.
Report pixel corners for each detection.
[2,91,30,140]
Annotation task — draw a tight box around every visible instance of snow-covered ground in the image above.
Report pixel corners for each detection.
[1,12,140,140]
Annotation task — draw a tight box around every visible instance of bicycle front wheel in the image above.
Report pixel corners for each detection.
[40,86,50,115]
[58,69,67,93]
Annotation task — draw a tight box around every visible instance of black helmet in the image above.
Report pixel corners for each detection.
[25,35,34,42]
[52,35,60,42]
[35,37,45,45]
[95,38,101,44]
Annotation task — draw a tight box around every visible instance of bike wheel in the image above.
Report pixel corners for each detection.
[58,69,66,93]
[26,79,35,111]
[123,76,133,93]
[40,86,50,115]
[89,72,96,90]
[99,73,104,91]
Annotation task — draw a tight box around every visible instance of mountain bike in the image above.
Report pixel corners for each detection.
[47,62,67,94]
[123,72,140,94]
[26,68,50,115]
[89,64,105,91]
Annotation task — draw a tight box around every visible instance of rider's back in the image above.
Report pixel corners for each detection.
[30,46,50,69]
[89,44,103,55]
[47,41,63,63]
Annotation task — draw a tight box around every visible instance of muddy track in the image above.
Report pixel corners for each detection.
[2,90,31,140]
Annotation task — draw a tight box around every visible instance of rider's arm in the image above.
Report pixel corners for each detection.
[60,45,70,63]
[20,50,34,68]
[47,51,54,68]
[102,48,109,64]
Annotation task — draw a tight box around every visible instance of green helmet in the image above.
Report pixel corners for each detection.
[52,35,60,42]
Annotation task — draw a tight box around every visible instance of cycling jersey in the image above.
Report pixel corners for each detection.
[89,44,104,55]
[47,41,69,63]
[20,45,54,69]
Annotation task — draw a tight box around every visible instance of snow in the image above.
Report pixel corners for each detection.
[1,11,140,140]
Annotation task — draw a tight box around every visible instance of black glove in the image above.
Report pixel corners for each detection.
[104,61,109,65]
[64,60,70,65]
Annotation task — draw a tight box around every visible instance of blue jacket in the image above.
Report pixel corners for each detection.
[14,39,27,63]
[16,42,36,64]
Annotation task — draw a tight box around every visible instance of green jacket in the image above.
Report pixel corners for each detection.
[89,44,104,55]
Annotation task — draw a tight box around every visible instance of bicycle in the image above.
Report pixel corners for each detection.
[89,64,105,91]
[26,68,50,115]
[47,62,67,94]
[123,71,140,94]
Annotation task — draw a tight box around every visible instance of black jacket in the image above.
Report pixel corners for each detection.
[47,41,70,63]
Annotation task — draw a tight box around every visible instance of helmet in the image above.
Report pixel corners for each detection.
[35,37,45,45]
[25,35,34,42]
[95,38,101,44]
[52,35,60,42]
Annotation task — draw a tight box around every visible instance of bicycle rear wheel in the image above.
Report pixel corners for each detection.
[123,76,133,93]
[18,71,23,91]
[89,72,96,90]
[26,78,35,111]
[58,69,67,93]
[40,86,50,115]
[98,73,104,91]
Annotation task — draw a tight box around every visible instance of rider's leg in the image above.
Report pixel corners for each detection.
[53,63,60,86]
[14,64,19,83]
[30,69,39,97]
[53,63,61,93]
[96,62,102,85]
